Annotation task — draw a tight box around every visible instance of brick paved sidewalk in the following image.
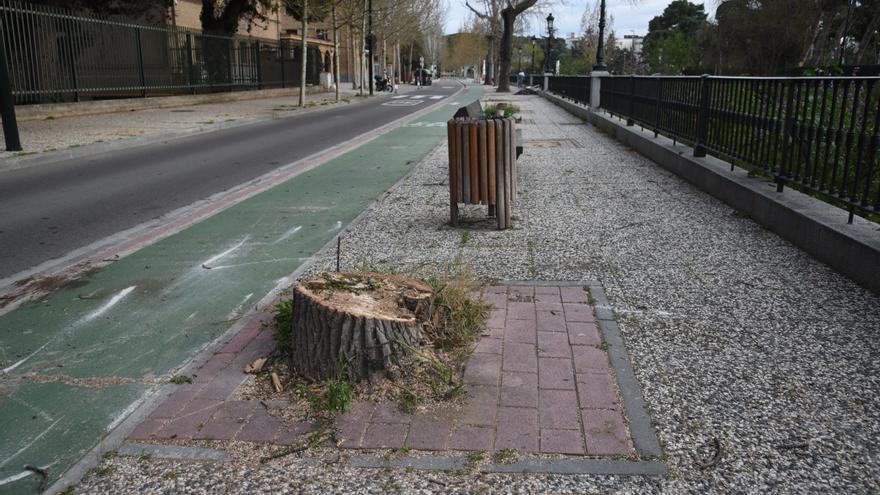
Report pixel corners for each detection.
[130,285,630,457]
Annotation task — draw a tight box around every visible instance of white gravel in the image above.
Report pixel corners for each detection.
[75,91,880,494]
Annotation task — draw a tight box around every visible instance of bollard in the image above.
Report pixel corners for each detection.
[0,24,22,151]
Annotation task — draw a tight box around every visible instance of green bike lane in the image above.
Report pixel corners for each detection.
[0,83,482,493]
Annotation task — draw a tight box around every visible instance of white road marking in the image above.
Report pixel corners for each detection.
[405,122,447,127]
[0,470,34,486]
[390,95,407,99]
[81,286,136,323]
[226,293,254,320]
[274,225,302,244]
[207,257,305,271]
[2,341,51,374]
[381,100,423,107]
[107,391,150,431]
[0,417,63,469]
[409,95,427,99]
[429,95,443,99]
[202,236,250,267]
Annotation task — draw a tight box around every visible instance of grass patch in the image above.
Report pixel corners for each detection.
[92,465,116,477]
[483,102,521,119]
[12,151,36,157]
[459,230,471,247]
[466,449,486,469]
[168,375,192,384]
[45,115,56,120]
[273,298,294,350]
[424,264,490,351]
[493,448,519,463]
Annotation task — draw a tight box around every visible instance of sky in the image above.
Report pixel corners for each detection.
[443,0,718,38]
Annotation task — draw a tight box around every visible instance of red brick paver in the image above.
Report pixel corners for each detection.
[135,285,632,457]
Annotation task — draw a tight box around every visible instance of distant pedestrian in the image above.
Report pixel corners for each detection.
[517,71,525,88]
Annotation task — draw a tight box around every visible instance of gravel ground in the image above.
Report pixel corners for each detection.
[75,91,880,494]
[0,87,363,161]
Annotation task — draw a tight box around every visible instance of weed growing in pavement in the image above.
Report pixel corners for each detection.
[425,263,490,351]
[273,298,294,350]
[466,450,487,469]
[324,378,355,413]
[493,448,519,464]
[584,286,596,305]
[460,231,471,247]
[168,375,192,384]
[92,465,116,477]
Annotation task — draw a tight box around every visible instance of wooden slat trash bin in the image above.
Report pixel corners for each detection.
[446,116,518,229]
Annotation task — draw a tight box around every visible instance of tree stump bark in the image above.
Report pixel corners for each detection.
[288,272,435,382]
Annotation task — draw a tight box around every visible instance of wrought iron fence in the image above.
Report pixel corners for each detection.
[0,0,322,105]
[601,75,880,222]
[547,76,591,106]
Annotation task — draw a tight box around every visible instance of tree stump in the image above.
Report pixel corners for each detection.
[288,272,435,382]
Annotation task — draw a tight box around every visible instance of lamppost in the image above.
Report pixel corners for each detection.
[368,0,374,95]
[530,36,536,73]
[544,13,554,74]
[593,0,607,71]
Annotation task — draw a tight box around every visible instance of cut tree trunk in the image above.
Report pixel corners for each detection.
[288,272,435,382]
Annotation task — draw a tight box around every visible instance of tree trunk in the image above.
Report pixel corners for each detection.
[484,34,494,85]
[332,4,340,101]
[408,41,414,83]
[496,7,514,92]
[287,272,434,382]
[300,0,308,106]
[361,0,367,95]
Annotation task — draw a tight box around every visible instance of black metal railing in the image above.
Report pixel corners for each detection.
[0,0,322,105]
[601,75,880,222]
[547,75,591,106]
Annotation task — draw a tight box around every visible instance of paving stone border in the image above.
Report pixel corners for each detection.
[501,280,664,469]
[118,443,227,462]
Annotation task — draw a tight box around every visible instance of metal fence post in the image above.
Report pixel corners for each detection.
[185,33,195,94]
[135,27,146,97]
[654,77,662,138]
[776,80,796,193]
[254,41,261,89]
[694,74,711,157]
[280,41,286,88]
[0,22,21,151]
[626,75,635,126]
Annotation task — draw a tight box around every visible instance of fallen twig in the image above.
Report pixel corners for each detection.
[271,371,284,393]
[260,426,333,463]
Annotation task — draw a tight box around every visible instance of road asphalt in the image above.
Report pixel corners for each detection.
[0,84,460,280]
[0,80,482,494]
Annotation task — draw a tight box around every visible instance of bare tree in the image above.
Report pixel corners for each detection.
[496,0,539,91]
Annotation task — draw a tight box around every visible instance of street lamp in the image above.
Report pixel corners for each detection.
[530,36,536,73]
[593,0,607,71]
[544,13,555,74]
